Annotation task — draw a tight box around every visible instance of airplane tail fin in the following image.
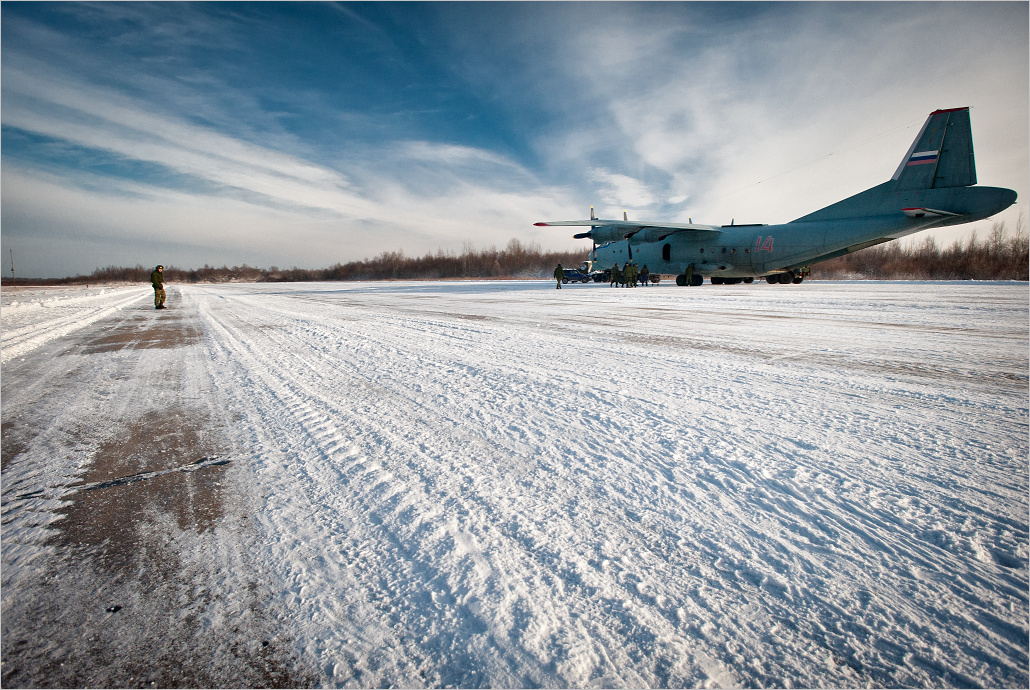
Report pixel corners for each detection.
[791,107,985,224]
[892,108,976,190]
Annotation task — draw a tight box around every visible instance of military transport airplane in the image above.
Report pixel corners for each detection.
[535,108,1017,285]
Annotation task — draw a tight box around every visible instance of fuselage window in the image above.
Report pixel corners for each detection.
[662,243,671,261]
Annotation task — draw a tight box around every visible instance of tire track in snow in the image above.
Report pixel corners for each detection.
[187,282,1027,688]
[192,287,702,686]
[200,288,830,685]
[194,290,426,683]
[196,289,551,686]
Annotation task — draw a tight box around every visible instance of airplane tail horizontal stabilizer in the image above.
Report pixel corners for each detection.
[892,108,976,190]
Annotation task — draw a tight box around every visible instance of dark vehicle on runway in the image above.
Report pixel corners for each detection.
[561,267,592,284]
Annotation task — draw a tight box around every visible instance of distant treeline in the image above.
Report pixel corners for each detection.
[3,239,585,286]
[810,220,1028,280]
[3,221,1027,286]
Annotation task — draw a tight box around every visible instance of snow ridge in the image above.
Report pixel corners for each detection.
[3,280,1027,687]
[186,281,1028,688]
[1,287,148,364]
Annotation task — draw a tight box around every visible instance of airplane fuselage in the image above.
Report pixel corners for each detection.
[540,108,1018,285]
[588,183,1016,279]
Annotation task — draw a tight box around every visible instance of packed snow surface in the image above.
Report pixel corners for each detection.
[2,280,1028,687]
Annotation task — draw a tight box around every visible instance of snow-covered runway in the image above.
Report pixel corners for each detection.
[3,280,1027,687]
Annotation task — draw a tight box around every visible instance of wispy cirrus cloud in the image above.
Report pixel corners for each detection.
[1,61,373,213]
[437,2,1026,229]
[2,2,1026,277]
[530,2,1027,226]
[1,9,580,276]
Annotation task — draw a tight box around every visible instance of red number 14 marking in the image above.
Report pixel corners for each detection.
[756,236,774,252]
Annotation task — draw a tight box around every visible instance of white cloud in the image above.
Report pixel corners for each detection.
[2,64,377,215]
[2,57,587,277]
[2,2,1026,276]
[589,169,656,212]
[528,2,1028,230]
[1,151,583,278]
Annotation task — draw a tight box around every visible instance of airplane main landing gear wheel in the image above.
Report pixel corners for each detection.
[777,272,794,284]
[676,273,703,286]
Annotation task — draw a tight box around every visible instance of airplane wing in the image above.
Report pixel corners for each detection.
[534,219,722,243]
[533,219,709,229]
[536,207,724,243]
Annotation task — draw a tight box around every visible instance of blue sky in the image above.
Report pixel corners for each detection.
[2,1,1027,278]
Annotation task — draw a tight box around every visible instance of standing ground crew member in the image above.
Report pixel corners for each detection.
[625,262,637,287]
[553,263,564,290]
[151,264,166,309]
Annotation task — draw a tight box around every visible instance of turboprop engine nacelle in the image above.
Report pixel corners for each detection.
[573,225,694,245]
[573,225,625,244]
[626,227,675,245]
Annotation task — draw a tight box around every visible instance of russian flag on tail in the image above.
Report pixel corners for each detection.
[907,150,939,166]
